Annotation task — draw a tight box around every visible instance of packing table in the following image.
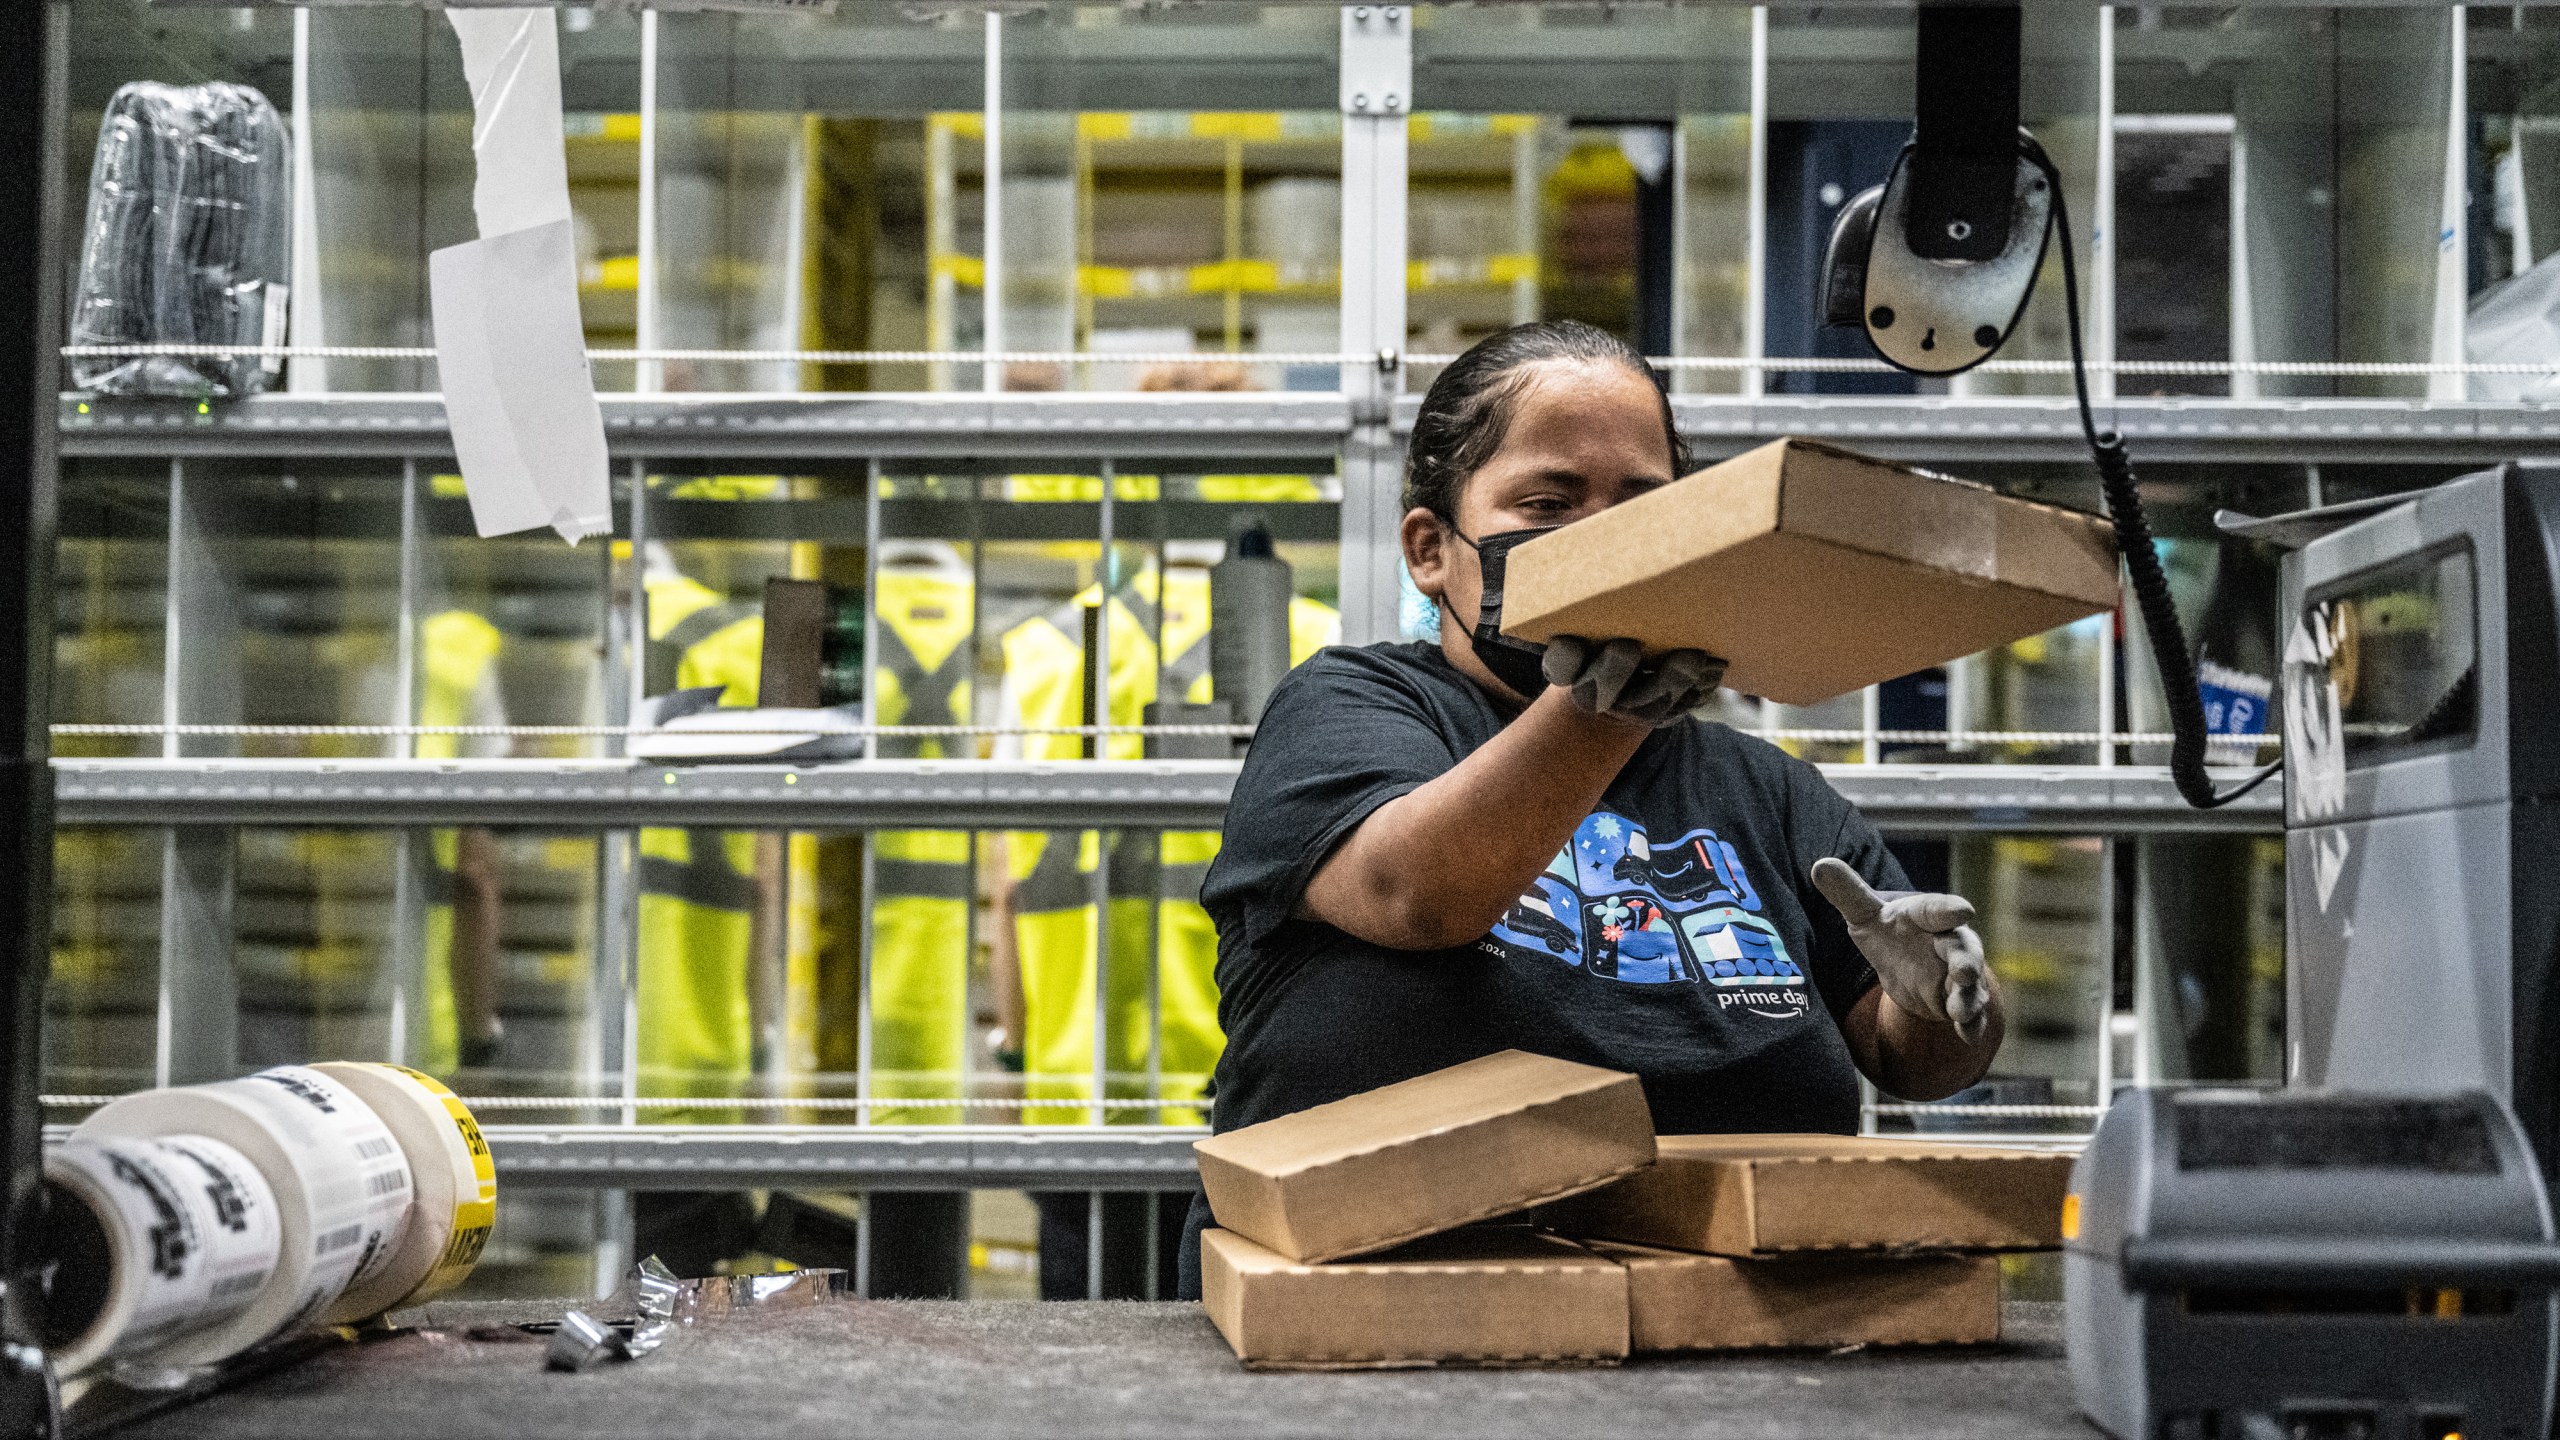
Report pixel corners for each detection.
[109,1299,2084,1439]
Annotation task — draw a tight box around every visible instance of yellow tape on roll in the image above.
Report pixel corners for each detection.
[77,1066,414,1367]
[311,1064,497,1317]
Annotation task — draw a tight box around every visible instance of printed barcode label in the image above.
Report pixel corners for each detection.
[253,1069,340,1113]
[317,1223,365,1253]
[209,1271,266,1299]
[365,1170,409,1198]
[353,1136,398,1161]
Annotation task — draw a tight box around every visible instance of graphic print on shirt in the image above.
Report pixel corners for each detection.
[1487,811,1808,1018]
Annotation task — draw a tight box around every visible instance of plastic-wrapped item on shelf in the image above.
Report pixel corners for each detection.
[2468,247,2560,404]
[70,81,290,399]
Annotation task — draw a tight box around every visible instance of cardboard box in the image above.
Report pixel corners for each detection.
[1543,1134,2072,1257]
[1193,1050,1656,1264]
[1588,1240,2002,1352]
[757,577,830,709]
[1200,1227,1630,1370]
[1499,437,2119,706]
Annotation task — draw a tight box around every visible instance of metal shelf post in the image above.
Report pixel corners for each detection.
[4,0,66,1416]
[1338,4,1412,647]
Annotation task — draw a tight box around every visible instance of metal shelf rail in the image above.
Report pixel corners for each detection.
[455,1123,1215,1193]
[59,390,2560,466]
[51,756,2281,835]
[27,1120,1213,1193]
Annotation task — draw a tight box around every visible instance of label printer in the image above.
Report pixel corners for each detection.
[2275,462,2560,1184]
[2067,1088,2560,1440]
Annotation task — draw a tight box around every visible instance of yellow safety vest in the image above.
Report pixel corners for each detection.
[1001,567,1337,1126]
[415,609,505,1077]
[634,476,860,1119]
[636,572,766,1115]
[868,566,977,1124]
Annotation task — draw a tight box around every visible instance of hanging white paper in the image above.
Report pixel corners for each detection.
[448,8,575,238]
[430,219,611,543]
[434,8,609,544]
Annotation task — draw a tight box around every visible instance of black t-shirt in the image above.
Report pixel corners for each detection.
[1200,641,1904,1140]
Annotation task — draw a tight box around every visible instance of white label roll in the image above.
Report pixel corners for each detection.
[42,1134,282,1376]
[77,1066,414,1366]
[310,1064,497,1319]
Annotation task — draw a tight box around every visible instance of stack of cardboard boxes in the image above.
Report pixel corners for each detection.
[1195,1051,2072,1370]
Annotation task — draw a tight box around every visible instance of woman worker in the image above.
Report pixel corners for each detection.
[1177,320,2001,1297]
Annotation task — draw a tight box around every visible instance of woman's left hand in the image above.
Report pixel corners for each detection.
[1810,857,1992,1045]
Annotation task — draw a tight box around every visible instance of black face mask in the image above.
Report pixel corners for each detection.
[1447,523,1562,701]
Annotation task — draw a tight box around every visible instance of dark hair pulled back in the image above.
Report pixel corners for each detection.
[1401,319,1689,521]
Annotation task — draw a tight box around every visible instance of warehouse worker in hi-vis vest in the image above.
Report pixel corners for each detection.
[859,540,979,1299]
[990,540,1336,1300]
[414,608,510,1077]
[622,525,974,1296]
[628,539,784,1274]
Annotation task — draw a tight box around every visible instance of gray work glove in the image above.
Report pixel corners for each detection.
[1540,636,1725,728]
[1810,858,1993,1045]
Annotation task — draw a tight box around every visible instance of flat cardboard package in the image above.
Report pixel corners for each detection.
[1200,1227,1630,1370]
[1192,1050,1655,1263]
[1499,437,2120,706]
[1543,1133,2072,1256]
[1587,1240,2002,1352]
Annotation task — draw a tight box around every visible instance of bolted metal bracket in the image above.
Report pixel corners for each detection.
[1349,351,1401,426]
[1339,5,1411,118]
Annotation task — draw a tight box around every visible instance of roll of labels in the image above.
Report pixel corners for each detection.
[39,1064,497,1377]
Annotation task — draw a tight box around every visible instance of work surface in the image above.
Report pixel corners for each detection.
[117,1299,2083,1440]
